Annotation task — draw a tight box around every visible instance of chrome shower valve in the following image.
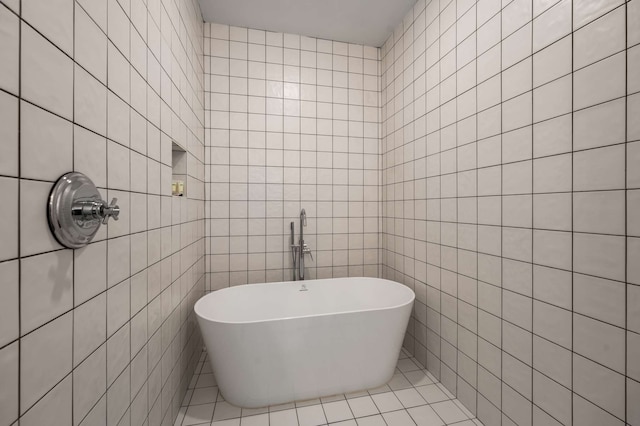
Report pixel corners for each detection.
[48,172,121,249]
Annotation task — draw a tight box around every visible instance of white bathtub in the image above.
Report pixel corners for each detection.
[194,277,415,408]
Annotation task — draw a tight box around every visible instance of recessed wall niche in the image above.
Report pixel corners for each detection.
[171,141,187,196]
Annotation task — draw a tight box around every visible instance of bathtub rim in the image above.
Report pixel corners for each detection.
[194,277,415,325]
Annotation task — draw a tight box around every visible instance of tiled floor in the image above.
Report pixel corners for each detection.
[175,349,484,426]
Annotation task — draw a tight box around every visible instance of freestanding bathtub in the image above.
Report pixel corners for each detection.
[194,277,415,408]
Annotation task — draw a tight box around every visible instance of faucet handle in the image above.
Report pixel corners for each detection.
[101,198,120,224]
[302,243,313,261]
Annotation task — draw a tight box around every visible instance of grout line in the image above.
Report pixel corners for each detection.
[624,0,629,424]
[17,0,22,421]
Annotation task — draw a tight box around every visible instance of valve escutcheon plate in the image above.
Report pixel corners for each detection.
[48,172,103,249]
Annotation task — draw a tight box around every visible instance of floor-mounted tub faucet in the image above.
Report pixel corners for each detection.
[291,209,313,281]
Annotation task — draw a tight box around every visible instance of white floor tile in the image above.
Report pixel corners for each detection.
[239,413,268,426]
[355,414,386,426]
[370,392,403,413]
[407,405,444,426]
[415,385,450,404]
[269,409,298,426]
[296,404,326,426]
[347,396,379,418]
[431,401,468,424]
[213,402,242,421]
[382,410,415,426]
[323,400,353,423]
[394,388,427,408]
[183,403,214,425]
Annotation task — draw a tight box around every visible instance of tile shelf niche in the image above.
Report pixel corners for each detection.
[172,141,187,197]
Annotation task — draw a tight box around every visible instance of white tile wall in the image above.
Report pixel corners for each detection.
[203,23,382,288]
[381,0,640,425]
[0,0,206,425]
[2,0,639,424]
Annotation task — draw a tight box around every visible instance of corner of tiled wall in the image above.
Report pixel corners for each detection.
[0,0,206,424]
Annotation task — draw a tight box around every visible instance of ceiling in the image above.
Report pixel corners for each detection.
[198,0,417,47]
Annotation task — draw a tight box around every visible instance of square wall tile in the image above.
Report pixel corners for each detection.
[0,90,18,176]
[574,313,625,373]
[533,154,571,193]
[74,125,107,188]
[73,293,106,366]
[573,354,625,419]
[533,193,571,231]
[106,278,130,336]
[0,4,19,94]
[573,393,624,426]
[573,0,624,28]
[22,0,73,54]
[74,241,107,305]
[532,35,571,87]
[20,312,72,413]
[574,6,625,69]
[20,101,73,181]
[20,249,73,334]
[533,300,572,349]
[19,376,72,426]
[533,336,571,388]
[533,265,572,309]
[74,5,107,83]
[533,230,571,270]
[21,23,73,119]
[533,0,571,52]
[573,145,625,191]
[574,273,625,327]
[574,99,625,151]
[573,190,625,235]
[533,371,571,426]
[573,52,625,110]
[533,114,572,157]
[74,65,107,135]
[573,233,625,281]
